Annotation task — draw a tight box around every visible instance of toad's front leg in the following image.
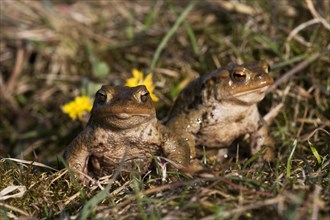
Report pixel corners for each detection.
[64,133,91,180]
[160,127,191,172]
[250,119,275,161]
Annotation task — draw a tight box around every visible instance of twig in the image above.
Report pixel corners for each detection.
[287,19,324,42]
[6,41,25,95]
[1,158,59,171]
[0,185,26,201]
[0,202,30,217]
[215,1,257,15]
[218,178,274,197]
[201,196,285,219]
[268,52,321,91]
[114,176,273,213]
[114,178,202,210]
[305,0,330,31]
[285,17,328,58]
[64,191,81,206]
[307,127,330,145]
[50,169,68,186]
[311,185,322,220]
[263,103,284,125]
[163,177,274,219]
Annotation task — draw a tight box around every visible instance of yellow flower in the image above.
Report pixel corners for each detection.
[125,68,159,102]
[62,96,93,120]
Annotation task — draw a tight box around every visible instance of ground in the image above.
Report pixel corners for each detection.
[0,0,329,219]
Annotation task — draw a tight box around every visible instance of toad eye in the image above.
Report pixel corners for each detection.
[265,64,271,73]
[260,61,270,73]
[231,70,247,83]
[96,90,107,103]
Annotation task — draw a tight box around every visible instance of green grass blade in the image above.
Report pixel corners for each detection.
[183,20,200,56]
[310,145,321,164]
[202,145,207,165]
[77,185,111,220]
[243,146,267,169]
[254,34,283,58]
[144,6,157,29]
[150,1,196,71]
[271,54,307,70]
[133,179,147,220]
[275,155,281,193]
[286,139,298,178]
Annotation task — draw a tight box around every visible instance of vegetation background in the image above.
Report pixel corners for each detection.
[0,0,329,219]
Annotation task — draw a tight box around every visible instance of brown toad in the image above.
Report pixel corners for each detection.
[64,85,190,179]
[165,61,275,161]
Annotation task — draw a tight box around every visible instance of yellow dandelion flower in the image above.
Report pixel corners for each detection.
[62,96,93,120]
[143,74,158,101]
[125,68,159,102]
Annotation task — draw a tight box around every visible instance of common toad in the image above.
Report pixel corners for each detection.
[64,85,190,179]
[165,61,275,161]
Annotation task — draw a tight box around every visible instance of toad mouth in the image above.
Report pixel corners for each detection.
[111,113,151,119]
[233,85,270,97]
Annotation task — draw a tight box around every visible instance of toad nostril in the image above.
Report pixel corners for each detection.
[140,93,149,103]
[256,73,263,79]
[135,89,149,103]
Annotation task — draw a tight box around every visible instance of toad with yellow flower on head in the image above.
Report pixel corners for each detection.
[62,68,158,121]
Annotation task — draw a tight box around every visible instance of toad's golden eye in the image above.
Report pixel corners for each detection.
[96,90,107,103]
[265,64,271,73]
[231,70,247,83]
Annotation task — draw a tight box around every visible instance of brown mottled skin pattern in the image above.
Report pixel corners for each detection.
[64,85,190,179]
[165,60,275,161]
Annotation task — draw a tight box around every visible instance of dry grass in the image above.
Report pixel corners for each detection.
[0,0,329,219]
